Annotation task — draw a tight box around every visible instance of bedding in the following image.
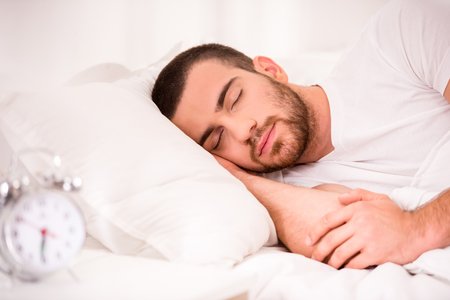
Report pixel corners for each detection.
[0,56,276,267]
[0,236,254,300]
[2,54,449,299]
[1,27,449,300]
[237,246,450,300]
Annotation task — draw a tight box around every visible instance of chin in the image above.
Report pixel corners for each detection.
[255,156,299,173]
[274,142,302,166]
[250,136,304,173]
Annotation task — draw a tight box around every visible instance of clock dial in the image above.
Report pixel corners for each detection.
[2,191,85,277]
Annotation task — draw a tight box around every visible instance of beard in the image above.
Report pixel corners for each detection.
[248,76,313,173]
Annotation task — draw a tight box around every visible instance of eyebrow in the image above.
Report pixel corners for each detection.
[198,76,238,146]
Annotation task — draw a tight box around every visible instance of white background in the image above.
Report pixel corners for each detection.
[0,0,386,88]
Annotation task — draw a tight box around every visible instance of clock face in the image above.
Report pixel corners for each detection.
[2,191,85,277]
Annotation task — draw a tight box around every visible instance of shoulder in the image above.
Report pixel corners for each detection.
[369,0,450,44]
[365,0,450,91]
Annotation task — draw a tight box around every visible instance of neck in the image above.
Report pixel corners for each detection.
[290,84,333,163]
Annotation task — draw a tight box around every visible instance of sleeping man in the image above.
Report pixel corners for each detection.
[151,0,450,269]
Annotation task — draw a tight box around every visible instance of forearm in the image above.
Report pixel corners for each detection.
[412,188,450,252]
[235,171,345,257]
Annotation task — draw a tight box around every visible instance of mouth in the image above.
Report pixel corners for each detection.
[257,123,276,157]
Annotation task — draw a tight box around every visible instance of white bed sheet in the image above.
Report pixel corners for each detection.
[236,246,450,300]
[0,235,254,300]
[2,238,448,300]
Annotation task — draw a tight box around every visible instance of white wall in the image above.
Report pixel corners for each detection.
[0,0,387,89]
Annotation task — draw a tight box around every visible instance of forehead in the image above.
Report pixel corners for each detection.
[172,59,241,140]
[183,59,236,100]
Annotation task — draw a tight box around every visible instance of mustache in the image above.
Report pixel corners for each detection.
[249,115,278,152]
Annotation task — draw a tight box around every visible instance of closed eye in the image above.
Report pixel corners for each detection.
[212,127,224,150]
[231,89,242,111]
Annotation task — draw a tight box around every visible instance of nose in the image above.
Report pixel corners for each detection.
[221,115,256,143]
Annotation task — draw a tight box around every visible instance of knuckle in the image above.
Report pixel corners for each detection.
[321,215,330,226]
[333,248,346,262]
[380,193,390,201]
[309,227,322,240]
[323,232,338,247]
[353,214,367,227]
[350,202,363,211]
[314,244,329,261]
[314,248,325,260]
[353,188,366,195]
[354,201,367,209]
[328,249,346,269]
[365,225,377,236]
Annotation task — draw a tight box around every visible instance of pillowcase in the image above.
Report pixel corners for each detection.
[0,63,276,267]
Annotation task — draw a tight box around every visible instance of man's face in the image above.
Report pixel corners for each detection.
[172,59,312,172]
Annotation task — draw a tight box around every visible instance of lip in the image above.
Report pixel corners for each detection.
[258,123,276,157]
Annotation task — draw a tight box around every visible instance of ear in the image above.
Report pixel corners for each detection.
[252,56,288,83]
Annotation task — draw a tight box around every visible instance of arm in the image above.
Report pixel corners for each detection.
[215,157,348,257]
[410,188,450,253]
[307,188,450,269]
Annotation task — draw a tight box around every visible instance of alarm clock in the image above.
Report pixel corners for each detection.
[0,151,85,281]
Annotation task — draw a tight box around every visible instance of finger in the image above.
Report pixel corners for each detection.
[307,205,354,246]
[326,237,364,269]
[343,251,374,269]
[310,223,353,263]
[338,191,362,205]
[339,188,383,205]
[213,155,230,166]
[213,155,243,174]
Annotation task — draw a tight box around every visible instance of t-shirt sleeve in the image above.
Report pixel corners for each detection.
[371,0,450,95]
[389,187,440,211]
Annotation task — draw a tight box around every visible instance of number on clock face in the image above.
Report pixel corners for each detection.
[3,192,85,275]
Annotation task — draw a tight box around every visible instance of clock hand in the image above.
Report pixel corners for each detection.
[16,216,59,239]
[40,228,47,263]
[42,228,58,239]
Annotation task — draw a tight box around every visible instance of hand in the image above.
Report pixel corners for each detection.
[40,229,47,263]
[307,189,420,269]
[17,216,59,238]
[213,155,254,182]
[213,156,347,257]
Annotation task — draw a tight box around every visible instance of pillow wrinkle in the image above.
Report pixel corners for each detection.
[0,64,276,267]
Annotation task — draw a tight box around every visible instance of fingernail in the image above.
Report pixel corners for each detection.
[305,236,312,246]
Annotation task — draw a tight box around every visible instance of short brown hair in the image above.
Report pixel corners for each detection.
[151,43,255,119]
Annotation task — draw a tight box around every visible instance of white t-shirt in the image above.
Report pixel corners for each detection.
[266,0,450,210]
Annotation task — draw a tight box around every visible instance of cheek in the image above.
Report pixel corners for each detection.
[258,101,288,122]
[222,143,246,160]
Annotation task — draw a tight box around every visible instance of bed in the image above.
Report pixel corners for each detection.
[1,48,449,300]
[1,1,450,299]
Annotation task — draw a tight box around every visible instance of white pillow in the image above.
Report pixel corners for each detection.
[0,70,276,266]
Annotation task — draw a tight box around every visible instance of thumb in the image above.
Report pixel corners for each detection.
[339,188,381,205]
[338,190,362,205]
